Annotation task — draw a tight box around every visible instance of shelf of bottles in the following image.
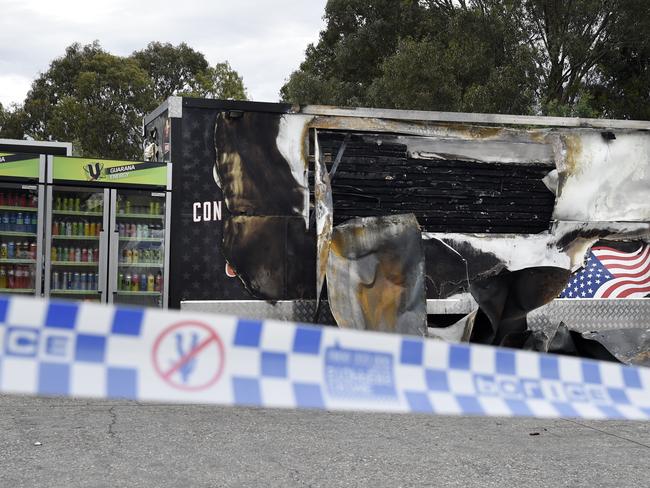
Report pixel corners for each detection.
[115,194,165,305]
[50,191,104,298]
[0,189,39,293]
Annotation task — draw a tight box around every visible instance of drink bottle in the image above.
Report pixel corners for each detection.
[155,272,162,292]
[7,267,14,288]
[147,273,154,292]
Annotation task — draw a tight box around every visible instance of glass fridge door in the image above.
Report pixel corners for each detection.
[109,189,166,308]
[0,183,43,296]
[45,186,109,302]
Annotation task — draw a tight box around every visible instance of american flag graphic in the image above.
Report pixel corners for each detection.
[559,244,650,299]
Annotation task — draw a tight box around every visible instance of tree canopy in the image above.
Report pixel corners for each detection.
[1,41,248,158]
[281,0,650,119]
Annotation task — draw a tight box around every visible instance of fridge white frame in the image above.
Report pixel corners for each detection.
[107,188,171,308]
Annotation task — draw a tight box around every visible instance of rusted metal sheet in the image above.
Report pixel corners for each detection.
[326,214,427,336]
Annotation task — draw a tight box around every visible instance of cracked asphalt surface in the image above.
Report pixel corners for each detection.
[1,395,649,487]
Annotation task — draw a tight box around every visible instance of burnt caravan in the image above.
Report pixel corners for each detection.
[144,98,650,355]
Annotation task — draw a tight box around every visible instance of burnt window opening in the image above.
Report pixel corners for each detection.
[309,130,556,234]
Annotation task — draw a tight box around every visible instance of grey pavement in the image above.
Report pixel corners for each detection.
[0,395,649,487]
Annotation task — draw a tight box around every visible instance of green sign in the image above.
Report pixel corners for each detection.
[52,156,167,187]
[0,153,40,179]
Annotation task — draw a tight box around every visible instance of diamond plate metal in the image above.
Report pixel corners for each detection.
[180,300,336,325]
[182,298,650,332]
[528,299,650,332]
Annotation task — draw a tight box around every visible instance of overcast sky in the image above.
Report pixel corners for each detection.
[0,0,328,107]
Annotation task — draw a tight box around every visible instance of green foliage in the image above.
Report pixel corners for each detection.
[282,0,650,119]
[0,103,26,139]
[22,42,155,159]
[12,41,247,158]
[181,62,248,100]
[131,42,209,100]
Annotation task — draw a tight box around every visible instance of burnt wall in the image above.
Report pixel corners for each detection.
[316,131,555,234]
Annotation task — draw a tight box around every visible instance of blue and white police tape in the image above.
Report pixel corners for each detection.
[0,295,649,420]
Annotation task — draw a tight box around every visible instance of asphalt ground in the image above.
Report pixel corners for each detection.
[1,395,649,487]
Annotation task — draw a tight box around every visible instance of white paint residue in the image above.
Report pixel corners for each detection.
[276,115,313,225]
[553,132,650,222]
[422,232,571,271]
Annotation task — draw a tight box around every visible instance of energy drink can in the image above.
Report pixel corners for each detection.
[52,272,59,290]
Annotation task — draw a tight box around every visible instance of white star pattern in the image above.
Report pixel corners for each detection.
[560,245,650,299]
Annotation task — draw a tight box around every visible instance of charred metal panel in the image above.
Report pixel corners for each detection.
[315,131,556,234]
[421,233,570,299]
[213,112,316,300]
[582,329,650,366]
[314,130,333,301]
[468,267,571,346]
[326,214,427,336]
[221,216,315,300]
[214,111,310,218]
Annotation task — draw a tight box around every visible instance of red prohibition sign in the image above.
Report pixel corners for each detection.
[152,320,225,391]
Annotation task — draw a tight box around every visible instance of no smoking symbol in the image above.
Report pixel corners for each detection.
[152,321,225,391]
